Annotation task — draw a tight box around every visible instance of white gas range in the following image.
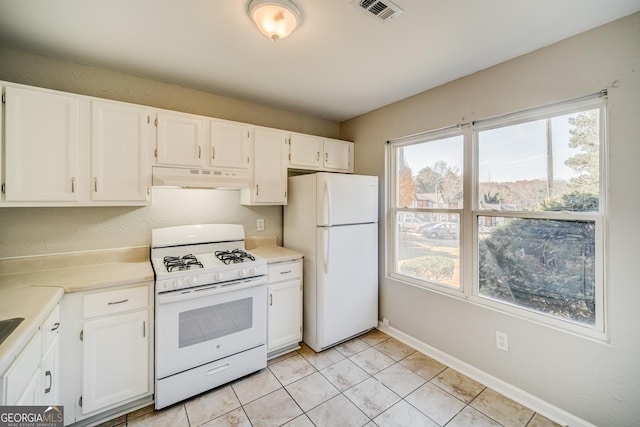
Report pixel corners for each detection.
[150,224,268,409]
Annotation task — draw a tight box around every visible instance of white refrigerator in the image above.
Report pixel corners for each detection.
[284,172,378,352]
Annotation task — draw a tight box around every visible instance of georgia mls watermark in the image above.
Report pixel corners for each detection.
[0,406,63,427]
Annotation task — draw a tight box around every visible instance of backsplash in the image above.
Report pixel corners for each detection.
[0,188,281,258]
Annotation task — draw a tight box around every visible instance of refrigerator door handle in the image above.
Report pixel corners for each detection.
[322,179,333,226]
[323,228,330,274]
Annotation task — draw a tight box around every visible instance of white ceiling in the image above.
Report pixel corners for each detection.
[0,0,638,122]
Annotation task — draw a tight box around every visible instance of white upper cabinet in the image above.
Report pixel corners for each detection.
[288,133,323,169]
[155,111,207,167]
[0,82,150,206]
[210,119,252,171]
[289,133,353,173]
[323,138,353,172]
[1,81,359,207]
[91,99,150,202]
[3,85,80,202]
[241,127,288,205]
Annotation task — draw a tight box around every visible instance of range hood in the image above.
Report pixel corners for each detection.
[152,166,250,189]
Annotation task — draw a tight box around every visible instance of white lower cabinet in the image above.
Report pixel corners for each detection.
[0,303,60,406]
[82,309,148,414]
[267,259,302,358]
[41,304,61,405]
[1,332,42,405]
[60,283,153,426]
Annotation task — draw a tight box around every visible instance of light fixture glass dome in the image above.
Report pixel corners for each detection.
[248,0,303,41]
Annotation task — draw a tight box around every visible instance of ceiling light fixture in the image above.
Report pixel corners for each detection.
[247,0,303,41]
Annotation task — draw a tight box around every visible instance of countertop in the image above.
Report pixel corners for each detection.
[0,243,300,376]
[250,245,303,263]
[245,236,303,263]
[0,246,153,375]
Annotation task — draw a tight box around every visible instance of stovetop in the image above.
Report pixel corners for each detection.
[150,224,268,293]
[151,249,267,293]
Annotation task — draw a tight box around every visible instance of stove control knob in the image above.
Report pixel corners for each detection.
[248,267,257,276]
[214,272,224,282]
[187,277,195,286]
[238,269,245,278]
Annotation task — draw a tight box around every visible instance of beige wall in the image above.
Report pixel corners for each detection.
[341,12,640,427]
[0,47,340,258]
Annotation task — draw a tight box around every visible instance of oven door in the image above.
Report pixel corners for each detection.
[155,278,267,379]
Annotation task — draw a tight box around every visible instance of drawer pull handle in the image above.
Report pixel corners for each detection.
[280,270,292,275]
[108,299,129,305]
[270,294,273,306]
[50,322,60,331]
[206,363,230,376]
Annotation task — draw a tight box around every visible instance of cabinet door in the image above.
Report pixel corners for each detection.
[82,309,149,414]
[15,368,42,406]
[156,111,206,167]
[323,138,352,172]
[41,304,60,405]
[246,128,287,204]
[210,120,251,170]
[268,279,302,352]
[91,100,150,203]
[289,134,322,169]
[4,86,80,201]
[41,335,60,405]
[2,331,42,405]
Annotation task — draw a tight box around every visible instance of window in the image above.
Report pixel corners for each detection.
[390,130,464,289]
[387,94,606,336]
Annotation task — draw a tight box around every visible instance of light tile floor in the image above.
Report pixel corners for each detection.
[101,330,563,427]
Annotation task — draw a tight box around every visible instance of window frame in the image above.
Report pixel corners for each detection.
[386,93,607,339]
[387,126,467,296]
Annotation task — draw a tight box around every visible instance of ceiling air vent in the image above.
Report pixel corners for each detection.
[353,0,403,22]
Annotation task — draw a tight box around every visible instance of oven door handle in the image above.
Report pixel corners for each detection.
[156,278,266,304]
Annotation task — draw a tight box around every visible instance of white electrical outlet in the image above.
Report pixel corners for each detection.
[256,219,265,231]
[382,317,390,327]
[496,331,509,351]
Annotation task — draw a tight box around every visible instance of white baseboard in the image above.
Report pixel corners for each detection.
[377,322,596,427]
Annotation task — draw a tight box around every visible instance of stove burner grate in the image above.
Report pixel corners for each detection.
[215,249,255,265]
[163,254,204,272]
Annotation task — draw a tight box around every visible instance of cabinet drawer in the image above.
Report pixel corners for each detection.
[268,261,301,282]
[42,304,60,351]
[83,286,148,318]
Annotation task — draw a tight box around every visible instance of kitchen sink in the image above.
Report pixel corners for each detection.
[0,318,24,346]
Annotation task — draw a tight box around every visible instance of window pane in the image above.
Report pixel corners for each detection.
[396,213,460,288]
[396,135,464,208]
[478,109,600,212]
[478,216,596,325]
